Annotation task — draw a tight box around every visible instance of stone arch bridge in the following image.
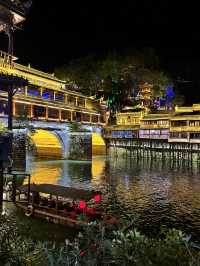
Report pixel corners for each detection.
[29,128,106,159]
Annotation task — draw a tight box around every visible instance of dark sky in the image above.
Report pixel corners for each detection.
[0,0,200,97]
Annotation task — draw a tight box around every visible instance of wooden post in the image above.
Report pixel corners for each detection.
[40,88,43,97]
[12,174,16,203]
[45,107,48,120]
[27,174,30,205]
[8,88,13,130]
[32,193,34,206]
[13,101,16,117]
[30,105,33,118]
[25,86,28,96]
[56,195,58,214]
[0,161,3,210]
[59,110,62,121]
[65,94,68,104]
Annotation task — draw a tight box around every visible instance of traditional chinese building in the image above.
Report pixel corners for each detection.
[139,113,170,139]
[169,104,200,143]
[104,107,145,139]
[138,82,153,106]
[0,50,105,126]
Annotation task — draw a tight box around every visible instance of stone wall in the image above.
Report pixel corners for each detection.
[0,132,26,171]
[67,132,92,160]
[12,133,26,171]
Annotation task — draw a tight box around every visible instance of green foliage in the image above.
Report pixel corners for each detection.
[0,122,6,132]
[55,48,172,107]
[172,93,185,106]
[68,122,90,132]
[38,224,200,266]
[0,215,33,265]
[0,208,200,265]
[55,55,101,96]
[14,116,35,133]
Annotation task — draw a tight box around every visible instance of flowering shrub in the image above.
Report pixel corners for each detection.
[41,223,200,266]
[0,214,200,265]
[0,215,33,265]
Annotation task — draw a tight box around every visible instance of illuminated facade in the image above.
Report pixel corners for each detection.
[116,108,144,126]
[169,104,200,143]
[105,103,200,145]
[138,82,153,106]
[104,107,145,139]
[139,113,170,139]
[0,50,104,125]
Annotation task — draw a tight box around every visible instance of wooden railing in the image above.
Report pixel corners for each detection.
[140,124,169,129]
[0,50,13,68]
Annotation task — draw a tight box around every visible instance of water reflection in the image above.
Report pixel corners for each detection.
[25,156,105,188]
[22,149,200,241]
[104,149,200,240]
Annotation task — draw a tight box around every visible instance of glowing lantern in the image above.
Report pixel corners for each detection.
[79,200,87,209]
[94,194,102,203]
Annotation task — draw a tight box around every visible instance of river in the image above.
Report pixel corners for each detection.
[4,147,200,242]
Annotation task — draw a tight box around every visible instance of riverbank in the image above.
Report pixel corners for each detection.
[1,212,200,266]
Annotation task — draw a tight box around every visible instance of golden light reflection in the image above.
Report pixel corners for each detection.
[30,130,62,159]
[92,157,106,180]
[92,133,106,155]
[24,165,61,185]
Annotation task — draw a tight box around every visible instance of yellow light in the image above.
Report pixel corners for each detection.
[30,129,62,158]
[92,133,106,155]
[92,157,105,178]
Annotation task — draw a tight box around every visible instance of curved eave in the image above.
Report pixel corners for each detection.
[0,2,25,32]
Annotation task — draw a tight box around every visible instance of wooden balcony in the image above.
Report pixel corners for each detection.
[168,138,189,143]
[140,124,169,129]
[170,126,200,132]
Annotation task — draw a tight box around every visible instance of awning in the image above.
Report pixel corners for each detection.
[17,183,101,201]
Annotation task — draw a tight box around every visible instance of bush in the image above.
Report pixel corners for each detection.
[41,223,200,266]
[0,212,200,265]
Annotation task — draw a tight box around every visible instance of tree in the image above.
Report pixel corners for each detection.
[55,55,101,96]
[172,93,185,106]
[55,48,172,111]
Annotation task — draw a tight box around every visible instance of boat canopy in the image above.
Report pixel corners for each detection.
[18,184,101,201]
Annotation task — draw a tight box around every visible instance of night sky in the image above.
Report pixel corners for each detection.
[0,1,200,102]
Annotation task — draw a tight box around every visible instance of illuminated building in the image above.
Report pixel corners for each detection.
[104,107,145,139]
[0,0,30,130]
[139,113,170,139]
[138,82,153,106]
[105,103,200,147]
[0,50,105,126]
[169,104,200,143]
[116,107,144,126]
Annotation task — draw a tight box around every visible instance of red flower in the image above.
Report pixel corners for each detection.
[80,250,85,257]
[79,200,87,209]
[94,194,102,203]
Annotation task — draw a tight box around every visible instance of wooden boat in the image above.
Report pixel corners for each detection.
[16,183,119,229]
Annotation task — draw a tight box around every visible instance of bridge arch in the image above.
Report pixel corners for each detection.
[92,132,106,155]
[30,129,63,159]
[29,130,106,158]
